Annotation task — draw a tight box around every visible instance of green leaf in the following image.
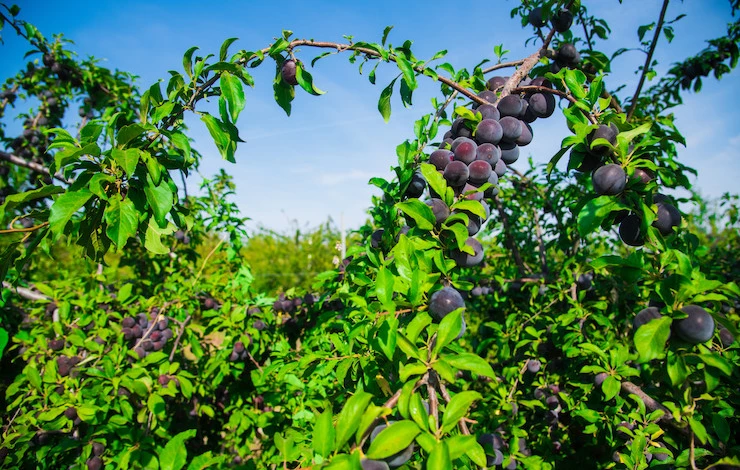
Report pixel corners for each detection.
[111,148,141,179]
[397,200,435,231]
[183,46,199,78]
[443,353,494,378]
[49,189,93,241]
[116,123,147,147]
[601,375,621,401]
[160,429,197,470]
[441,391,481,433]
[426,440,451,470]
[435,309,464,353]
[666,351,689,386]
[577,196,625,236]
[698,354,733,376]
[105,195,139,249]
[273,79,295,116]
[201,113,238,162]
[688,417,708,445]
[313,409,335,457]
[144,218,175,255]
[395,56,417,91]
[376,315,398,360]
[219,37,239,61]
[335,391,373,450]
[220,71,246,122]
[0,327,8,360]
[634,316,672,363]
[409,393,429,431]
[376,267,395,310]
[366,420,419,460]
[295,65,325,96]
[450,200,486,219]
[382,26,393,46]
[713,414,730,443]
[144,175,174,227]
[420,163,451,206]
[378,77,398,123]
[152,102,176,124]
[0,185,63,222]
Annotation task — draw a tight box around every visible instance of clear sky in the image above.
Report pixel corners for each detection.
[3,0,739,233]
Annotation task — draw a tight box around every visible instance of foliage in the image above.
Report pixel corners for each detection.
[1,1,739,469]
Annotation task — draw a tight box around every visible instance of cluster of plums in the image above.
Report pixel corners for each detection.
[633,304,733,346]
[121,312,173,358]
[478,432,532,469]
[528,6,573,33]
[618,193,682,247]
[228,338,251,362]
[85,442,105,470]
[273,292,318,313]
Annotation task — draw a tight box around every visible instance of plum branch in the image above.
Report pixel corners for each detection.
[0,151,71,184]
[626,0,671,120]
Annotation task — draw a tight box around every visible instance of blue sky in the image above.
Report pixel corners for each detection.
[3,0,739,232]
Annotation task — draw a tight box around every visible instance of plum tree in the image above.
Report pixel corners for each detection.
[592,164,626,195]
[429,286,465,320]
[674,305,715,344]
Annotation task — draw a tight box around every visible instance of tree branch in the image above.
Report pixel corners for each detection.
[626,0,671,120]
[0,151,72,184]
[1,281,51,301]
[620,381,689,437]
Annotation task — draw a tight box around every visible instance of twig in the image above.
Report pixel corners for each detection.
[620,381,689,437]
[434,371,471,435]
[578,10,594,51]
[501,28,557,98]
[0,222,49,234]
[626,0,671,121]
[481,59,527,75]
[507,361,530,403]
[1,281,51,301]
[0,151,72,184]
[168,314,192,362]
[689,429,697,470]
[532,206,548,276]
[192,236,225,286]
